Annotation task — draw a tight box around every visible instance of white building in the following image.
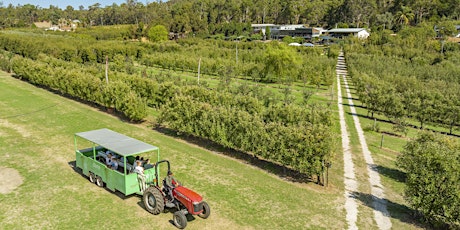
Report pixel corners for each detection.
[327,28,370,39]
[251,24,329,40]
[312,27,327,38]
[251,24,277,34]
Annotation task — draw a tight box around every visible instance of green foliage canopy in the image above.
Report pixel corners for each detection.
[397,132,460,228]
[148,25,169,42]
[263,44,302,83]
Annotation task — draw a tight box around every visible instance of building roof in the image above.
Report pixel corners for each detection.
[75,128,158,156]
[251,24,276,27]
[327,28,368,33]
[280,24,305,30]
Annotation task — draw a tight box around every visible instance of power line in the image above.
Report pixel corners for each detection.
[0,102,61,119]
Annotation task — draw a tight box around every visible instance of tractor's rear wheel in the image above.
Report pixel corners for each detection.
[89,172,96,183]
[173,211,187,229]
[95,176,104,187]
[198,201,210,219]
[143,186,165,215]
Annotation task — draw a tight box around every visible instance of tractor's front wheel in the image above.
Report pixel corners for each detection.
[198,201,210,219]
[143,186,165,215]
[173,211,187,229]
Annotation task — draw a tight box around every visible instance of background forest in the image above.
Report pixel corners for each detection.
[1,0,460,35]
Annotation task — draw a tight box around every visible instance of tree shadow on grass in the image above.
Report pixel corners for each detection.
[12,75,140,124]
[153,126,314,184]
[350,191,430,229]
[343,107,460,138]
[345,112,392,125]
[341,102,366,109]
[371,164,406,183]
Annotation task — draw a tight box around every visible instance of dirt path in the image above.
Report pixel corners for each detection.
[337,58,359,230]
[0,167,23,194]
[338,51,392,230]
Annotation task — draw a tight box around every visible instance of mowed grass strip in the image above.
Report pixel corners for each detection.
[0,72,344,230]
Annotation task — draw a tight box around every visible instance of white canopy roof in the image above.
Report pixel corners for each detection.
[75,128,158,156]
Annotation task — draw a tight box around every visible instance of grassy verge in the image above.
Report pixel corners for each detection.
[0,71,344,229]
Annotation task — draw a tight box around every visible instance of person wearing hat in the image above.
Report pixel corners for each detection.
[165,171,178,187]
[164,171,179,201]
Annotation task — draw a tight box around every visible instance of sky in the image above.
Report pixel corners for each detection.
[0,0,151,9]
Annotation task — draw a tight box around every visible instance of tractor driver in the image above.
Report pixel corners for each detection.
[164,171,179,201]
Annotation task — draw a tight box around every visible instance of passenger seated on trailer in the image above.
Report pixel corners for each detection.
[134,156,140,165]
[105,153,113,166]
[103,152,118,170]
[143,159,153,169]
[110,156,119,170]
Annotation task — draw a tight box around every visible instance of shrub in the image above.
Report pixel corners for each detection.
[397,132,460,228]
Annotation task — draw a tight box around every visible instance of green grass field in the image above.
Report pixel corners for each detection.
[0,71,345,229]
[0,67,434,229]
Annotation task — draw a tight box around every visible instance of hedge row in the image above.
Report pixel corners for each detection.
[159,95,334,175]
[9,55,147,121]
[2,48,335,177]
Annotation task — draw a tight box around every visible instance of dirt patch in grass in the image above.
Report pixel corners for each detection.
[0,167,23,194]
[0,119,31,138]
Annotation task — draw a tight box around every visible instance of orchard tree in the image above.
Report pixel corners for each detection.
[397,132,460,228]
[148,24,169,42]
[262,44,301,83]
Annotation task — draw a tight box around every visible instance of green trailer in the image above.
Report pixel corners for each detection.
[74,128,160,195]
[74,128,211,229]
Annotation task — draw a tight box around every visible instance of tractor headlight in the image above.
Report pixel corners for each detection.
[193,202,203,213]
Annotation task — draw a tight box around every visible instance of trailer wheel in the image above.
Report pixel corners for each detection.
[95,176,104,187]
[143,186,165,215]
[173,211,187,229]
[89,172,96,183]
[198,201,210,219]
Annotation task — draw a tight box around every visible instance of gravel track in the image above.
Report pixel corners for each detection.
[337,59,359,230]
[337,51,392,230]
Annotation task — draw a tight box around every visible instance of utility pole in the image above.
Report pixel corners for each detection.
[236,42,238,65]
[105,56,109,84]
[197,58,201,85]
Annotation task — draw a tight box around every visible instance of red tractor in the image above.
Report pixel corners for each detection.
[142,160,210,229]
